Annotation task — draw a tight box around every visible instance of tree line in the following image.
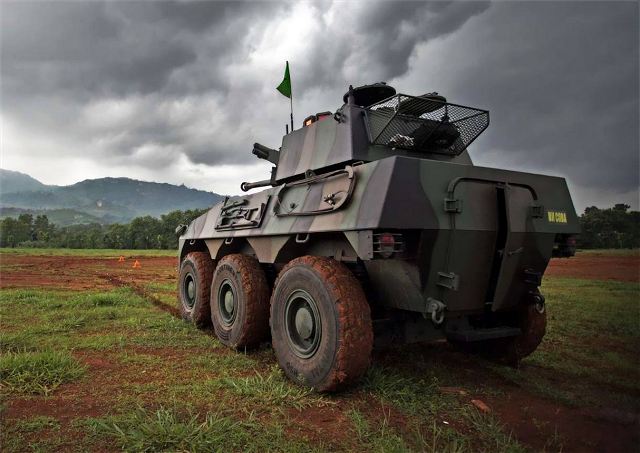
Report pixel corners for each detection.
[0,204,638,250]
[0,209,208,249]
[577,204,639,249]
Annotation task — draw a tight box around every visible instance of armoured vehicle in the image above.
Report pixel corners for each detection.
[176,83,579,391]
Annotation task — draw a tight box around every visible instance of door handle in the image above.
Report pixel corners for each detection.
[507,247,524,256]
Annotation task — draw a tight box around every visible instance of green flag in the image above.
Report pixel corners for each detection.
[276,61,292,98]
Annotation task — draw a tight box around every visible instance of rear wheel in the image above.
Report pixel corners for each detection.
[452,303,547,366]
[210,254,270,349]
[502,303,547,362]
[270,256,373,392]
[178,252,215,328]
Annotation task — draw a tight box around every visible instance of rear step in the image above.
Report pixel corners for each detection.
[446,326,521,342]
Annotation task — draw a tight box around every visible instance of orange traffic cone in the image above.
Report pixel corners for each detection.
[118,256,125,262]
[132,260,141,269]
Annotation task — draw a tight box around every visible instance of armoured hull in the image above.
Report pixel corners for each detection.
[180,155,578,318]
[176,83,580,389]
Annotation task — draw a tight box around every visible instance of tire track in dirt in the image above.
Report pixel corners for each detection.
[100,273,181,318]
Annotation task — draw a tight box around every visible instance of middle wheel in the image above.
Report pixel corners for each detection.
[270,256,373,392]
[210,254,270,349]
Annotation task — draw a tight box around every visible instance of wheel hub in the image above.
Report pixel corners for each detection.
[187,280,195,301]
[224,290,235,315]
[183,274,196,309]
[294,306,313,340]
[285,290,321,358]
[218,280,237,326]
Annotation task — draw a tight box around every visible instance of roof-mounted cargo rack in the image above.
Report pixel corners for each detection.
[365,94,490,156]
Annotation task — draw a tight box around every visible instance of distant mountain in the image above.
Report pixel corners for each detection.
[0,169,48,193]
[0,169,224,225]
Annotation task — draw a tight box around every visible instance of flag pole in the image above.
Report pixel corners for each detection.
[290,95,294,132]
[289,61,294,131]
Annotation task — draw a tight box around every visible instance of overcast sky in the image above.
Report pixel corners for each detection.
[1,0,638,212]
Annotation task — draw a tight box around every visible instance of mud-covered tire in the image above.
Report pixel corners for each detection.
[210,254,270,349]
[507,303,547,360]
[452,304,547,365]
[178,252,215,328]
[270,256,373,392]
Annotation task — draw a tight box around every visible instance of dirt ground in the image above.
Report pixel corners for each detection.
[1,251,636,291]
[1,250,638,452]
[0,254,177,290]
[546,253,639,282]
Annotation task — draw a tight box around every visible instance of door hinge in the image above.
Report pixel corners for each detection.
[524,268,542,286]
[530,204,544,219]
[437,271,459,290]
[444,198,462,213]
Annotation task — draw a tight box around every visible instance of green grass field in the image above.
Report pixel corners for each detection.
[0,249,638,452]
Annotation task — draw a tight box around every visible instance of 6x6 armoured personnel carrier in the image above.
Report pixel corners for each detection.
[176,83,579,391]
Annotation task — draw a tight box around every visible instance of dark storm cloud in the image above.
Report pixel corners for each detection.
[1,1,637,208]
[1,1,281,99]
[407,1,638,202]
[1,1,291,170]
[1,0,483,171]
[2,3,190,97]
[352,1,489,80]
[290,1,489,92]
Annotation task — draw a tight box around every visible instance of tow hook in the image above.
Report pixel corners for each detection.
[426,298,446,325]
[529,291,546,314]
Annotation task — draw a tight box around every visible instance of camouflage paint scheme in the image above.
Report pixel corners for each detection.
[179,85,579,330]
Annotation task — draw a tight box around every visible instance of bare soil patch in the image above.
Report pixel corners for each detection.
[547,254,639,282]
[487,387,638,453]
[286,404,356,449]
[0,254,177,291]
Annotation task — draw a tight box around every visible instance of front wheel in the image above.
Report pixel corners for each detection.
[178,252,215,328]
[270,256,373,392]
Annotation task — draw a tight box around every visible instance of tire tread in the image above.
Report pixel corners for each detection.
[212,254,270,348]
[271,255,373,392]
[178,251,215,328]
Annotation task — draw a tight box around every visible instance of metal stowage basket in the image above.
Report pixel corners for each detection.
[365,94,489,156]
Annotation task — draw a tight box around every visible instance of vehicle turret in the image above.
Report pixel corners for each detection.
[242,82,489,191]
